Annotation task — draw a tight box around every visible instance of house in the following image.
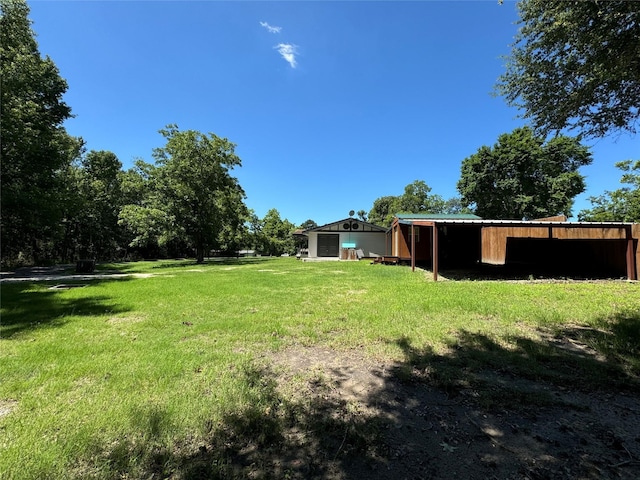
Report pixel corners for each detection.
[302,218,387,260]
[388,214,639,281]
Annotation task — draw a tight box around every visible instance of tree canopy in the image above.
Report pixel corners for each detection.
[497,0,640,138]
[244,209,299,256]
[457,127,592,219]
[368,180,466,227]
[299,219,318,231]
[260,209,296,256]
[578,160,640,223]
[1,0,83,263]
[119,126,248,263]
[59,151,126,261]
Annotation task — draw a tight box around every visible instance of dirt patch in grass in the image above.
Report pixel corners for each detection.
[227,338,640,480]
[0,399,18,417]
[106,314,146,325]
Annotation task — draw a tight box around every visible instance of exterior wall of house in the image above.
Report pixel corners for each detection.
[307,231,386,258]
[308,232,319,258]
[343,231,386,257]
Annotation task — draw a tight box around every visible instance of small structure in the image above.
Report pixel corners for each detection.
[302,218,387,260]
[388,214,639,281]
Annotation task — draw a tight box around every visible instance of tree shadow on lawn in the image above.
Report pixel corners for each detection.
[396,309,640,397]
[438,263,630,281]
[0,279,132,339]
[147,257,275,270]
[88,312,640,479]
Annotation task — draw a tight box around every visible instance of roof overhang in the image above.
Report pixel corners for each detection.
[395,218,634,228]
[303,218,387,235]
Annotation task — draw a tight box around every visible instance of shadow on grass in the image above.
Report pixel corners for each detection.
[0,280,132,339]
[150,257,276,269]
[392,319,639,411]
[96,362,385,480]
[84,312,640,479]
[563,310,640,376]
[439,263,630,281]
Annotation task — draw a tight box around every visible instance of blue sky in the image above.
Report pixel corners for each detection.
[29,0,637,226]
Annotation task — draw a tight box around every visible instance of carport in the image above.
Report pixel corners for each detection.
[389,215,639,281]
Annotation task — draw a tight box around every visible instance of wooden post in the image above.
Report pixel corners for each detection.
[627,225,637,281]
[386,228,390,256]
[432,224,438,281]
[411,223,415,272]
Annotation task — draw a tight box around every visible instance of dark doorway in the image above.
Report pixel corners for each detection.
[317,234,339,257]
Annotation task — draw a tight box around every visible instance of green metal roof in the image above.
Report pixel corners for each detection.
[395,213,483,220]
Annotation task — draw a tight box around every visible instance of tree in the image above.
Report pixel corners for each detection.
[59,151,125,261]
[217,188,250,255]
[457,127,592,219]
[578,160,640,222]
[368,180,460,227]
[259,209,296,256]
[496,0,640,138]
[76,151,125,259]
[356,210,368,222]
[294,219,317,252]
[117,160,169,258]
[120,126,248,263]
[367,196,398,227]
[0,0,83,264]
[299,219,318,231]
[155,126,247,262]
[396,180,446,214]
[442,197,473,216]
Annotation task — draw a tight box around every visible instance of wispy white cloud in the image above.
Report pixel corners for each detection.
[275,43,298,68]
[260,21,281,34]
[259,21,299,68]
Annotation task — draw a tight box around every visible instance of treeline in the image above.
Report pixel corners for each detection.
[3,135,314,267]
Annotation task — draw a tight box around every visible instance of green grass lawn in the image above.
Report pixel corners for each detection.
[1,257,639,479]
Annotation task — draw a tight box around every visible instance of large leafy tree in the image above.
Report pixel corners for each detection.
[457,127,592,219]
[497,0,640,138]
[368,180,463,227]
[578,160,640,222]
[396,180,446,214]
[120,126,248,263]
[1,0,83,264]
[367,196,398,228]
[153,126,247,263]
